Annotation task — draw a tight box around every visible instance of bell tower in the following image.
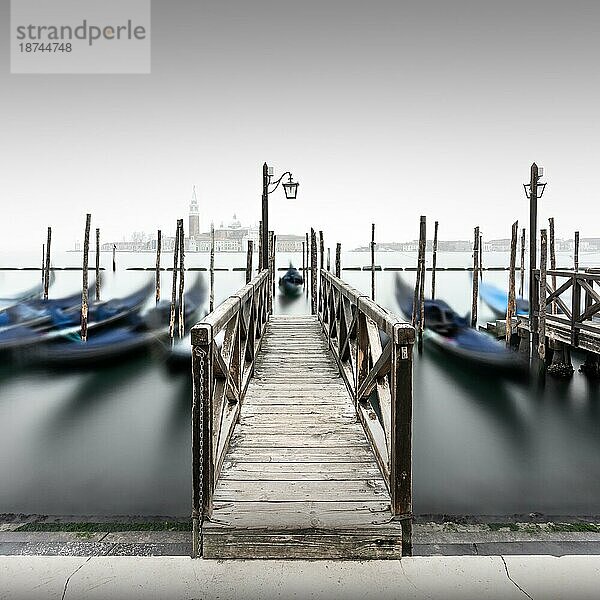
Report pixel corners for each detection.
[189,186,200,240]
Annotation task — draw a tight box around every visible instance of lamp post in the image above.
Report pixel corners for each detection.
[261,162,299,270]
[523,163,547,360]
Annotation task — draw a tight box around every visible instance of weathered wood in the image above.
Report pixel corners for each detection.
[574,231,580,271]
[112,244,116,272]
[41,244,45,285]
[155,230,162,304]
[319,230,324,270]
[549,218,556,314]
[431,220,438,299]
[506,221,518,345]
[310,229,317,314]
[471,226,480,328]
[210,222,215,312]
[43,227,51,300]
[80,214,91,341]
[538,229,548,361]
[413,216,426,352]
[371,223,376,301]
[245,240,253,284]
[178,221,185,338]
[258,221,263,272]
[519,227,526,297]
[327,247,331,271]
[95,228,100,301]
[169,220,181,343]
[479,233,483,280]
[201,314,404,559]
[335,243,341,278]
[305,232,309,297]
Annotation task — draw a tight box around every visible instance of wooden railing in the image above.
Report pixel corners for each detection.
[318,269,415,553]
[535,269,600,351]
[190,269,270,557]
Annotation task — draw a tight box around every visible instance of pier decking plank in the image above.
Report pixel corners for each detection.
[202,315,402,559]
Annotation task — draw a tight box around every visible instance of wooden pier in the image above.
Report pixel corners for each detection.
[191,268,415,559]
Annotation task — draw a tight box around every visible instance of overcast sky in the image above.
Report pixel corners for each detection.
[1,0,598,251]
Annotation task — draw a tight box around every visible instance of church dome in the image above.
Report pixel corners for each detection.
[229,213,242,229]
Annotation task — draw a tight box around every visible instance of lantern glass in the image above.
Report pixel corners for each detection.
[283,177,299,200]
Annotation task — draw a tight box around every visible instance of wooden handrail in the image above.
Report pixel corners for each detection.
[190,268,271,558]
[318,268,415,555]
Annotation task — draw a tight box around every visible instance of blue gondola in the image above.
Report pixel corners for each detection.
[278,264,303,297]
[395,275,527,373]
[479,279,529,319]
[30,275,206,366]
[0,279,153,352]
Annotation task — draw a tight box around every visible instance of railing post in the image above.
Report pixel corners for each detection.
[310,229,318,314]
[355,307,369,407]
[191,323,214,558]
[571,273,581,347]
[390,323,415,557]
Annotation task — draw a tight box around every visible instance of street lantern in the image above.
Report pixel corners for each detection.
[282,174,299,200]
[261,163,300,270]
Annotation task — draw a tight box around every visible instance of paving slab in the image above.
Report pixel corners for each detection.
[23,556,524,600]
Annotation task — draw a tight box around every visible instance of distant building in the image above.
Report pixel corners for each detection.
[189,187,200,240]
[276,234,304,252]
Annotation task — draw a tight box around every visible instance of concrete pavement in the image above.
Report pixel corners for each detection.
[1,555,600,599]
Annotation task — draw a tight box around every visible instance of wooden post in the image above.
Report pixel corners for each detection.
[271,233,276,299]
[80,214,91,341]
[258,221,263,271]
[112,244,116,272]
[371,224,376,301]
[191,325,213,558]
[327,247,331,272]
[479,233,483,280]
[549,218,556,314]
[310,228,318,314]
[95,228,100,301]
[210,223,215,312]
[471,226,480,328]
[431,221,438,299]
[538,229,548,363]
[418,218,426,353]
[155,230,162,304]
[390,325,414,557]
[335,243,341,278]
[519,228,526,298]
[302,241,306,288]
[245,240,253,284]
[178,221,185,338]
[169,220,181,343]
[305,232,309,297]
[43,226,51,300]
[41,244,45,285]
[506,221,518,346]
[319,231,324,270]
[574,231,580,271]
[267,232,274,313]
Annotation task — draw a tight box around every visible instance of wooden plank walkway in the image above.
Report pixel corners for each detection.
[202,315,403,559]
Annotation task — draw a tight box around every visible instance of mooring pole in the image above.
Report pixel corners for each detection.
[335,243,341,278]
[549,218,556,314]
[178,221,185,338]
[538,228,548,365]
[246,240,253,284]
[418,218,426,353]
[169,220,181,344]
[310,228,317,314]
[155,230,162,304]
[371,223,376,301]
[44,226,51,300]
[209,223,215,313]
[81,214,91,342]
[506,221,518,346]
[471,226,480,329]
[519,227,526,298]
[529,163,540,362]
[302,241,306,288]
[258,221,263,271]
[95,228,100,301]
[41,244,45,285]
[431,220,438,300]
[327,247,331,272]
[270,232,276,302]
[305,232,309,297]
[112,244,116,272]
[574,231,580,271]
[479,233,483,280]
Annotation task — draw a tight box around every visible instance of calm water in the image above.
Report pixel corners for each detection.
[1,250,599,517]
